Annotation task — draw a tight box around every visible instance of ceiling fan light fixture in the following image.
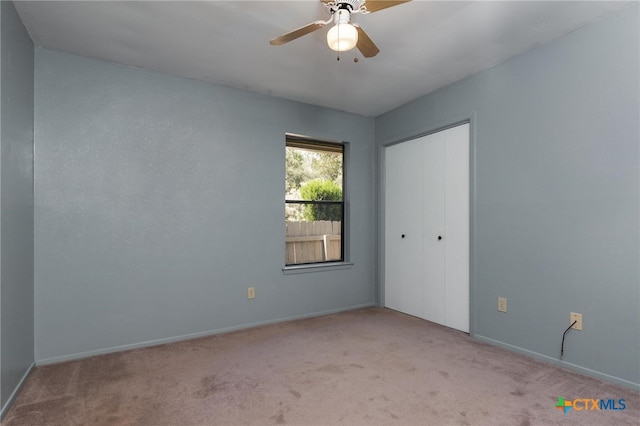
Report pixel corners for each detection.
[270,0,404,58]
[327,22,358,51]
[327,7,358,52]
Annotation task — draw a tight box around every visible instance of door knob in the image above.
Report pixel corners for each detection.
[438,236,442,240]
[401,234,405,238]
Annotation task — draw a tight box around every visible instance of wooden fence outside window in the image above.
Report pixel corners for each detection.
[285,221,341,264]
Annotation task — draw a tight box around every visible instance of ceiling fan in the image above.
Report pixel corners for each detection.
[269,0,411,58]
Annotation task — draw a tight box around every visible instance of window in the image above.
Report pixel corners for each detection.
[285,135,344,266]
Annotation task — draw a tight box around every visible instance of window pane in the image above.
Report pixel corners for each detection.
[285,146,342,203]
[285,203,342,265]
[285,138,344,265]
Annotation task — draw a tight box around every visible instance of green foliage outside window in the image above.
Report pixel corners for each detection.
[285,149,307,193]
[286,145,343,222]
[299,179,342,221]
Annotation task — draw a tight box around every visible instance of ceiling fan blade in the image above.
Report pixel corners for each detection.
[364,0,411,13]
[353,24,380,58]
[270,21,327,46]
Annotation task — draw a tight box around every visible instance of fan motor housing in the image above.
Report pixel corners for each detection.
[327,0,366,14]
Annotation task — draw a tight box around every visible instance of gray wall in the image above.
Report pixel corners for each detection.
[0,0,35,414]
[34,48,376,363]
[376,4,639,388]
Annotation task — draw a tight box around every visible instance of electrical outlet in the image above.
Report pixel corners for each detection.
[247,287,255,299]
[570,312,582,330]
[498,297,507,313]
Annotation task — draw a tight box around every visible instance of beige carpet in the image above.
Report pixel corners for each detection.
[3,308,638,425]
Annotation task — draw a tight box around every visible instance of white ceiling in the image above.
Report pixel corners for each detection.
[14,1,635,116]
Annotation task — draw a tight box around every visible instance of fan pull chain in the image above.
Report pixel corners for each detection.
[337,22,341,61]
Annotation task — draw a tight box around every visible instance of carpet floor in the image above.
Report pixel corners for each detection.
[3,307,638,425]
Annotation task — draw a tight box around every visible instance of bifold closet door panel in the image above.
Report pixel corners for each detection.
[397,138,426,319]
[420,132,446,325]
[444,123,470,333]
[384,143,404,313]
[384,138,426,319]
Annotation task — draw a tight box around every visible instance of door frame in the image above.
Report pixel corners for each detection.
[377,113,477,336]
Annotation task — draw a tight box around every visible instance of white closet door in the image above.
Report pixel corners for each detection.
[384,123,469,333]
[401,138,426,318]
[384,144,404,313]
[420,132,446,325]
[444,124,469,332]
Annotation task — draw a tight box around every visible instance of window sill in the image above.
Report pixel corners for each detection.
[282,262,354,275]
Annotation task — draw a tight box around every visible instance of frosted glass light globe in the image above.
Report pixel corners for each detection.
[327,23,358,52]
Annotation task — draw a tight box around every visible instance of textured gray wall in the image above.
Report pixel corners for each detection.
[376,5,639,388]
[34,48,376,363]
[0,0,34,412]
